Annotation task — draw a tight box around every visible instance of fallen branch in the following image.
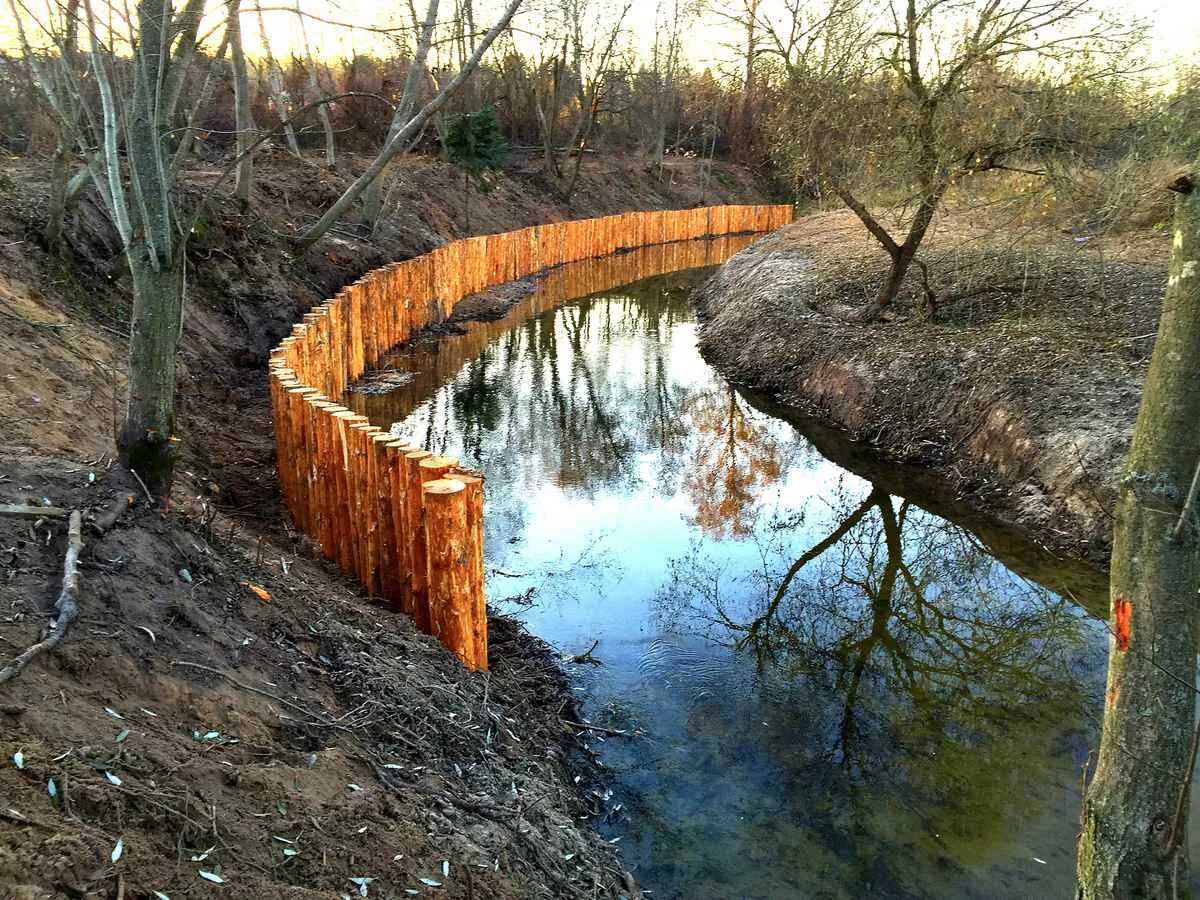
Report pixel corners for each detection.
[0,510,83,685]
[565,639,602,665]
[0,503,70,519]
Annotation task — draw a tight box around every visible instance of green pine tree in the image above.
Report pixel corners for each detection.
[442,107,508,232]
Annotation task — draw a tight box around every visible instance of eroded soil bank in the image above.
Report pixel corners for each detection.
[0,150,772,897]
[695,209,1170,565]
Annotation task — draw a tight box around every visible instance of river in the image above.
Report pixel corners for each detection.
[345,236,1193,899]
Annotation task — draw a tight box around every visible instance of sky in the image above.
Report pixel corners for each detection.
[229,0,1198,74]
[4,0,1197,79]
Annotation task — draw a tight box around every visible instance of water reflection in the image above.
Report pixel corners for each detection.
[347,244,1119,899]
[657,483,1098,896]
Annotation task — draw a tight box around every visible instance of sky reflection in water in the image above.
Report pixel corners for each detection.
[347,240,1154,899]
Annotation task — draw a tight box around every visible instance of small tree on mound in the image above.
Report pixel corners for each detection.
[442,106,508,232]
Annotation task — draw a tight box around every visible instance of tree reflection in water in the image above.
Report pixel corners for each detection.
[657,478,1099,890]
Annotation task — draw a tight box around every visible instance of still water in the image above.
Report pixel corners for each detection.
[347,237,1174,899]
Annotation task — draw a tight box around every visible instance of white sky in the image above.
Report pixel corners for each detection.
[3,0,1196,80]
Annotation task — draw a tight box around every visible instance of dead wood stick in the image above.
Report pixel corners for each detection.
[0,510,83,685]
[0,503,70,519]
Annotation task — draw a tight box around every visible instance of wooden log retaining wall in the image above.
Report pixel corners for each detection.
[269,204,794,671]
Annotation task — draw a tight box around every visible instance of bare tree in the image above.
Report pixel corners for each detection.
[255,1,301,156]
[362,0,439,227]
[770,0,1140,320]
[228,0,256,201]
[561,0,632,203]
[645,0,688,176]
[6,0,85,252]
[296,0,524,246]
[293,0,336,167]
[1076,167,1200,897]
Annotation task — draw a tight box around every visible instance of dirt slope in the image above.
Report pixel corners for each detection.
[696,209,1168,564]
[0,149,774,898]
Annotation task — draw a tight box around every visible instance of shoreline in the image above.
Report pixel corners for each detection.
[692,211,1168,569]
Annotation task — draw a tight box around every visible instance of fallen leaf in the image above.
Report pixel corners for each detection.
[115,730,130,743]
[104,707,124,720]
[111,837,124,863]
[240,582,271,602]
[47,779,57,798]
[12,750,24,770]
[198,870,225,884]
[419,878,442,887]
[104,771,122,786]
[190,846,215,862]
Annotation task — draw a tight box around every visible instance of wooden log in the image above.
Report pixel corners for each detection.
[385,440,416,614]
[448,471,486,671]
[350,422,381,596]
[423,478,477,669]
[403,449,434,630]
[371,432,401,607]
[329,410,360,572]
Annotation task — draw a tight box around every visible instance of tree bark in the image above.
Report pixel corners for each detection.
[117,245,186,493]
[228,1,255,203]
[257,4,301,157]
[294,0,335,167]
[1076,173,1200,899]
[363,0,439,228]
[44,136,73,253]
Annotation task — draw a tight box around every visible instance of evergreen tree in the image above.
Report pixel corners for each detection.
[442,106,508,231]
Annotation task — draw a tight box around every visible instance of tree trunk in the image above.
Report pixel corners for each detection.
[228,2,255,203]
[1076,173,1200,899]
[295,0,522,248]
[363,0,439,229]
[44,136,72,253]
[463,171,471,232]
[117,244,186,494]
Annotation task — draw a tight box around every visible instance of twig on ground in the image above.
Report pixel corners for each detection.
[0,510,84,685]
[0,503,70,519]
[129,469,156,506]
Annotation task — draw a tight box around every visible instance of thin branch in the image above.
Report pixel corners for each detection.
[0,510,83,684]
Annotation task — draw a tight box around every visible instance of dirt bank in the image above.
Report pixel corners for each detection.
[695,209,1169,565]
[0,149,774,897]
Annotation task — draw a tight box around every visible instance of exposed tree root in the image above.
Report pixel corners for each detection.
[0,509,83,685]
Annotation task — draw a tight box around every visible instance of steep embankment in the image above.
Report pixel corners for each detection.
[0,150,773,898]
[696,209,1169,564]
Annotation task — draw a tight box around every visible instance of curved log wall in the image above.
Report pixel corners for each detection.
[268,204,793,670]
